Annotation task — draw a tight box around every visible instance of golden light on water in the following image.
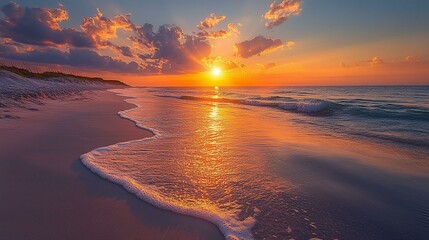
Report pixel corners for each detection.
[212,86,220,99]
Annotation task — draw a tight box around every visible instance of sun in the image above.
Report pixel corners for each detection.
[212,67,222,77]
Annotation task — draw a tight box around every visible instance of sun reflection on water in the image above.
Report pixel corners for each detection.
[212,86,220,99]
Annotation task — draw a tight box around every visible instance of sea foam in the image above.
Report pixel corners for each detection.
[80,92,256,240]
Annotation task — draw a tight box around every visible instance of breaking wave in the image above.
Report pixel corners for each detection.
[160,95,339,115]
[157,94,429,121]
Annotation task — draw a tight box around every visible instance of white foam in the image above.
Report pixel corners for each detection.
[81,90,256,240]
[278,101,331,113]
[243,98,332,114]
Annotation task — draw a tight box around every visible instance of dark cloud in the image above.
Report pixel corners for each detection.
[0,44,19,56]
[0,46,143,73]
[0,3,95,47]
[132,24,211,73]
[67,48,141,72]
[234,36,283,58]
[113,45,134,57]
[264,0,302,28]
[0,47,69,64]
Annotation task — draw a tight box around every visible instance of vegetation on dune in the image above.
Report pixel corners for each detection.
[0,64,128,86]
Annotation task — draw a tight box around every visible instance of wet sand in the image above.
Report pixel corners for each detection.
[0,90,224,240]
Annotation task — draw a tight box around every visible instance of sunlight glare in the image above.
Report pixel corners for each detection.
[212,67,222,77]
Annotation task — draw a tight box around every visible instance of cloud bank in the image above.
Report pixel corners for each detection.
[0,44,142,73]
[0,3,95,47]
[0,3,300,76]
[0,3,213,74]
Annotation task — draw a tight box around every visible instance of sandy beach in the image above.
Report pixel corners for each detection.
[1,1,428,238]
[0,90,223,240]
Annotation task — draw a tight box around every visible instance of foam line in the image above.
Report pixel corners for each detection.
[80,90,255,240]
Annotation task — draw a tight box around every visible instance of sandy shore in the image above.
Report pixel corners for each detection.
[0,90,223,240]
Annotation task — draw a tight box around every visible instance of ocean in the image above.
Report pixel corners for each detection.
[81,86,429,239]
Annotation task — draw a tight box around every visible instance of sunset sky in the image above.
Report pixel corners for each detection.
[1,0,428,86]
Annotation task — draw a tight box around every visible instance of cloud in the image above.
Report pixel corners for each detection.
[344,56,386,67]
[81,8,134,41]
[262,62,276,70]
[369,56,384,66]
[228,23,240,34]
[405,55,423,63]
[196,13,240,39]
[0,46,144,73]
[234,36,283,58]
[0,4,135,57]
[342,56,429,69]
[264,0,302,28]
[1,37,23,47]
[67,48,141,72]
[80,8,136,57]
[0,44,18,57]
[340,61,350,68]
[112,45,135,57]
[0,3,95,47]
[0,46,68,64]
[197,23,240,39]
[202,56,245,71]
[131,24,211,73]
[197,13,226,30]
[197,29,230,38]
[285,41,295,48]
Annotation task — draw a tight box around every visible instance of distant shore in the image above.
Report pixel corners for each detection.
[0,90,224,239]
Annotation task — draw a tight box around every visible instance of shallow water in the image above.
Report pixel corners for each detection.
[82,86,429,239]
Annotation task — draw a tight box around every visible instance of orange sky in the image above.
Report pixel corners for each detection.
[106,60,429,86]
[1,1,428,86]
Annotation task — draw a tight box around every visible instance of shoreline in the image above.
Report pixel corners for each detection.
[82,89,255,239]
[0,89,224,240]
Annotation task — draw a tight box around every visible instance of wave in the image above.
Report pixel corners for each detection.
[160,95,339,115]
[248,95,295,101]
[273,90,312,95]
[350,131,429,148]
[344,105,429,121]
[157,94,429,121]
[80,93,256,240]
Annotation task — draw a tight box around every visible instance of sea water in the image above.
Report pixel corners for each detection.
[82,86,429,239]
